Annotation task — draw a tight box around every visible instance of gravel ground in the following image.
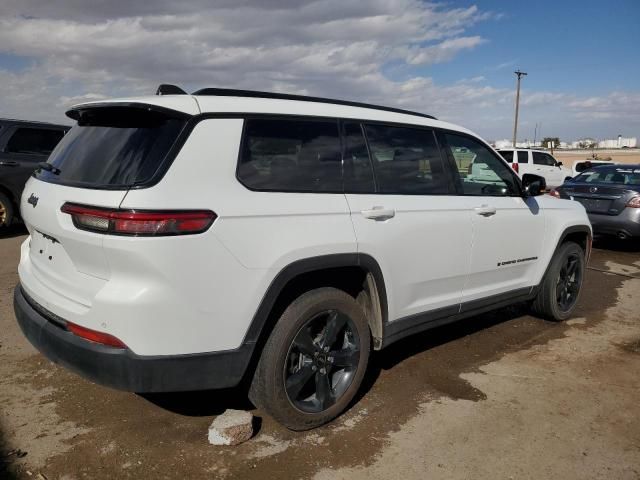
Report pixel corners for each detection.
[1,225,639,480]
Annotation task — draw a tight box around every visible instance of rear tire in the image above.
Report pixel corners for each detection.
[249,287,371,431]
[0,192,14,228]
[531,241,585,321]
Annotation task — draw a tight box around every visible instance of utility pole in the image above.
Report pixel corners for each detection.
[533,122,538,146]
[512,70,527,148]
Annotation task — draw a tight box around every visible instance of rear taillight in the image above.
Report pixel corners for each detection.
[626,196,640,208]
[61,203,216,236]
[511,163,519,173]
[66,321,127,348]
[548,189,561,198]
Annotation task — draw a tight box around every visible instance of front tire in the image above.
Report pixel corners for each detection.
[532,241,585,321]
[249,288,371,431]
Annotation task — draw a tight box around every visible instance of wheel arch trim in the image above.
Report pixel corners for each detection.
[242,253,388,350]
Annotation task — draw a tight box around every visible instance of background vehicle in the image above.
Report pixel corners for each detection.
[498,148,572,188]
[13,87,591,430]
[552,164,640,240]
[0,119,69,227]
[572,159,611,177]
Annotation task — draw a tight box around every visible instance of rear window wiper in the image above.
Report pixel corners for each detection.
[38,162,61,175]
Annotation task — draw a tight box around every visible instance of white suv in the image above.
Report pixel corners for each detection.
[498,148,572,187]
[14,87,592,430]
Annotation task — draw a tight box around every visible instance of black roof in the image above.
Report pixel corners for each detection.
[590,163,640,169]
[191,87,437,120]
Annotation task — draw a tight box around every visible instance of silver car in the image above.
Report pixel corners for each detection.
[554,164,640,240]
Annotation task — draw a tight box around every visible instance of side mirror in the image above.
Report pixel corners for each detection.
[557,161,563,167]
[522,173,546,197]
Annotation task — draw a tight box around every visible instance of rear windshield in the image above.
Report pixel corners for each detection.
[574,166,640,185]
[35,107,187,188]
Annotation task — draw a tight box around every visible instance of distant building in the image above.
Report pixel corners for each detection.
[494,136,637,150]
[571,138,597,149]
[598,135,637,148]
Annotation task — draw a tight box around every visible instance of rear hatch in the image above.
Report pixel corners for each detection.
[20,104,191,308]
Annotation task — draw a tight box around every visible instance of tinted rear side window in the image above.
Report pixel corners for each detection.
[238,118,342,192]
[36,107,187,188]
[6,128,65,156]
[499,151,514,162]
[364,124,449,195]
[517,151,529,163]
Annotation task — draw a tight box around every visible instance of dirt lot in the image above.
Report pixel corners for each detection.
[555,149,640,168]
[1,226,639,480]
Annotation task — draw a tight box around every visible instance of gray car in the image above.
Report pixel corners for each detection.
[554,164,640,240]
[0,119,69,227]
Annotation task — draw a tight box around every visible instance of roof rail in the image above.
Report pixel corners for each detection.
[191,87,437,120]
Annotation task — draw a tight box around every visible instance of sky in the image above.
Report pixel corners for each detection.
[0,0,638,142]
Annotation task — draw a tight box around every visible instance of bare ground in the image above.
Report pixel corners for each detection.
[555,149,640,168]
[1,226,639,480]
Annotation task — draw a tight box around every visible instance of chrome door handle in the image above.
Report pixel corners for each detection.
[361,207,395,221]
[474,205,497,217]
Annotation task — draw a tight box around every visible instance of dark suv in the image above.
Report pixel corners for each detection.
[0,119,69,227]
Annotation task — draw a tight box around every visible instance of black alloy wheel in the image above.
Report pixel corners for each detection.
[284,309,360,413]
[556,252,582,312]
[249,287,371,430]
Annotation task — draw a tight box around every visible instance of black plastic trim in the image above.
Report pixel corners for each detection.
[192,87,437,120]
[14,286,250,392]
[241,253,388,347]
[382,287,535,348]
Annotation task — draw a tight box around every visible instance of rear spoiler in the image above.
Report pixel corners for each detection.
[66,102,193,121]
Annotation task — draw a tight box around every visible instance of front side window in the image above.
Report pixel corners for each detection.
[6,128,65,156]
[363,124,450,194]
[532,151,556,166]
[238,118,342,192]
[443,133,520,196]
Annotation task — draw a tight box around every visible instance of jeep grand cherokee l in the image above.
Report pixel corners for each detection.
[13,86,591,430]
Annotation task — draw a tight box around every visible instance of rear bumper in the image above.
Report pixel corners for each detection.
[588,209,640,238]
[13,285,253,392]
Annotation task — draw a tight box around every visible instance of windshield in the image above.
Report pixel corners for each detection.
[573,166,640,185]
[35,107,187,188]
